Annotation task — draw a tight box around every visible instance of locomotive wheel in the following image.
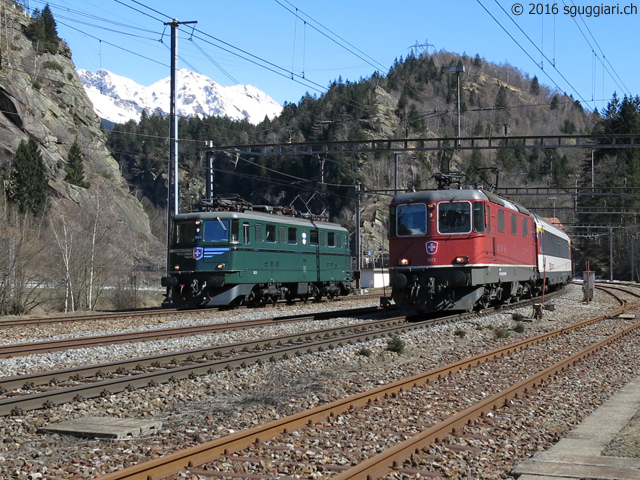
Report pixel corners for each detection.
[476,295,490,310]
[230,296,244,309]
[246,289,263,308]
[309,284,321,302]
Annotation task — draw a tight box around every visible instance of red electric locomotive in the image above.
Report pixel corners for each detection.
[388,174,572,313]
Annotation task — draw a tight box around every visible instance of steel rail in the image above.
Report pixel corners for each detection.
[0,315,405,393]
[0,308,180,328]
[0,292,554,414]
[333,313,640,480]
[0,315,418,416]
[93,298,636,480]
[0,305,386,358]
[0,294,381,328]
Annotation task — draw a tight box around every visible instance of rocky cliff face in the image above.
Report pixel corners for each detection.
[0,1,161,263]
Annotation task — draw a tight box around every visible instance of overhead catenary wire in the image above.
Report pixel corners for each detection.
[564,0,631,97]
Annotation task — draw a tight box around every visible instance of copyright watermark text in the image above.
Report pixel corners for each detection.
[511,3,637,16]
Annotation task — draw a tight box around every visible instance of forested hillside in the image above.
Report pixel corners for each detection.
[108,49,615,274]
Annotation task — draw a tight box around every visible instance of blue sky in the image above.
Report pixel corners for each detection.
[37,0,639,111]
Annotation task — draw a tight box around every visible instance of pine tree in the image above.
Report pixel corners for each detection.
[530,76,541,95]
[9,136,49,215]
[495,85,510,112]
[65,140,89,188]
[26,4,59,54]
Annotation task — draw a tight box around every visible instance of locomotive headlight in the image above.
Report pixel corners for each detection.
[216,263,225,269]
[398,258,410,266]
[173,265,181,270]
[454,256,469,265]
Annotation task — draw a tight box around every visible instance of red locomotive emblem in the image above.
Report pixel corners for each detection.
[193,247,204,260]
[425,241,438,255]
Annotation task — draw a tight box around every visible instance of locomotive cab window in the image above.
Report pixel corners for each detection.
[202,218,230,243]
[438,201,471,234]
[174,221,197,244]
[396,203,426,236]
[310,230,319,246]
[288,227,297,244]
[511,213,518,235]
[473,202,485,233]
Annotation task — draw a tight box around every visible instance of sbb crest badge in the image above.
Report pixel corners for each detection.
[425,241,438,255]
[193,247,204,261]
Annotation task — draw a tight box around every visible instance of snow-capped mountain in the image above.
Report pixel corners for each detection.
[77,68,283,126]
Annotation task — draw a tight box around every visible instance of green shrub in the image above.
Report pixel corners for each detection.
[42,60,64,73]
[386,336,405,354]
[454,328,466,338]
[357,347,372,357]
[495,327,511,339]
[512,313,525,322]
[513,323,525,333]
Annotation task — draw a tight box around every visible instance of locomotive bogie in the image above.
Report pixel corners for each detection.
[162,210,353,309]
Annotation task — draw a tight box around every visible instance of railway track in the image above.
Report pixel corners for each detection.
[0,305,388,358]
[0,293,383,329]
[93,284,640,479]
[0,292,566,417]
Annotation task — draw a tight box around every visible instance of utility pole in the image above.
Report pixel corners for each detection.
[610,227,614,281]
[632,236,636,282]
[355,183,361,290]
[393,152,398,195]
[441,66,465,147]
[164,18,196,277]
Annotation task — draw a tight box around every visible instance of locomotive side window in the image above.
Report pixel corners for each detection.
[438,201,471,234]
[497,210,505,233]
[243,223,250,244]
[266,224,276,243]
[203,219,230,243]
[278,226,286,244]
[310,230,319,245]
[473,202,485,233]
[486,205,491,233]
[511,213,518,235]
[231,219,239,243]
[522,218,528,238]
[288,227,297,244]
[397,204,426,236]
[328,232,336,247]
[320,231,326,246]
[255,224,264,242]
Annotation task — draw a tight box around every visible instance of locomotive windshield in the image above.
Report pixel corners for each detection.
[396,204,427,236]
[438,201,471,234]
[172,218,230,244]
[204,219,230,242]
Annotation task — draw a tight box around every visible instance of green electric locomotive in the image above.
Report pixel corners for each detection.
[161,205,353,309]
